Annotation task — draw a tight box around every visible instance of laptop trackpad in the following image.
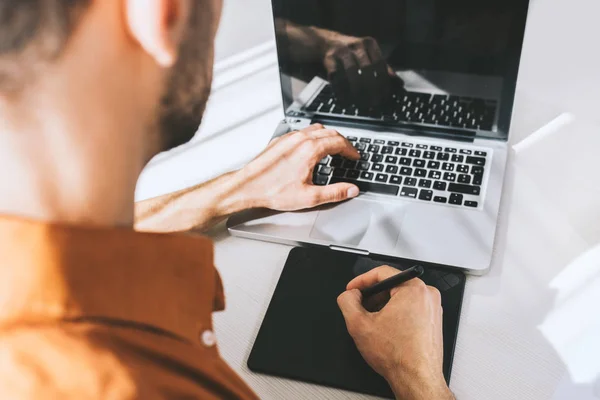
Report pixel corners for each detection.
[309,199,405,251]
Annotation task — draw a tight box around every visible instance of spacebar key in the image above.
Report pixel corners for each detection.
[330,177,399,196]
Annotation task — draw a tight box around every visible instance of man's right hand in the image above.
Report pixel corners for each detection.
[337,266,455,400]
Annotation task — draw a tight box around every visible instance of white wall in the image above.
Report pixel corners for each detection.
[214,0,275,61]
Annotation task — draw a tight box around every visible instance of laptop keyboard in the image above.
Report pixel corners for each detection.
[305,84,497,131]
[313,136,490,209]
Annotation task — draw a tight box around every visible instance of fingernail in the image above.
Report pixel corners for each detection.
[347,186,359,198]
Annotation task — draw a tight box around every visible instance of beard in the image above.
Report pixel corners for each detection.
[156,3,214,152]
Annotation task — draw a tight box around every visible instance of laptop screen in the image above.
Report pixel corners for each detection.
[272,0,530,140]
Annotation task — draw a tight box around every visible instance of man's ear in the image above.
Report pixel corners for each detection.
[125,0,189,67]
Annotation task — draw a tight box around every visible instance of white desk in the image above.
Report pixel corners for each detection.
[136,0,600,398]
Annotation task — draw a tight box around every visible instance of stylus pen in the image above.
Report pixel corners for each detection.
[361,265,425,298]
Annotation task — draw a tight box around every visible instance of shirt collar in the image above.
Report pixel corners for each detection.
[0,215,225,344]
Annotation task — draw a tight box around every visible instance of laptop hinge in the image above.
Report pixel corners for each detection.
[329,245,370,256]
[312,115,476,143]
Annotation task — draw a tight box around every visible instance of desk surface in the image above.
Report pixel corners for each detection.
[136,0,600,398]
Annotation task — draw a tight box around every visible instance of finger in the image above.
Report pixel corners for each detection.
[314,134,360,160]
[300,123,325,133]
[363,36,383,62]
[337,289,367,326]
[304,182,359,207]
[307,128,343,139]
[346,265,401,291]
[352,43,372,69]
[335,47,358,72]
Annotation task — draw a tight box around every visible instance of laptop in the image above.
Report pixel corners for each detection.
[228,0,530,274]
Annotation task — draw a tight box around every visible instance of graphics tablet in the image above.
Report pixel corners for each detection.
[248,246,466,398]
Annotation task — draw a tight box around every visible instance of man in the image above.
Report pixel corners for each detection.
[0,1,453,399]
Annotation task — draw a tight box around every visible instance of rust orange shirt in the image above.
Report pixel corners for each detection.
[0,216,258,399]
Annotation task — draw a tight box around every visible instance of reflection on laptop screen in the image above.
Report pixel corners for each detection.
[272,0,530,139]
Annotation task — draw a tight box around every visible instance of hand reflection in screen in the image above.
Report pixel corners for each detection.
[276,19,404,109]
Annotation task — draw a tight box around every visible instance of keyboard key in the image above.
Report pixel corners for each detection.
[471,166,484,175]
[372,154,384,163]
[433,181,447,191]
[347,170,360,179]
[395,148,408,156]
[429,170,442,180]
[360,171,374,180]
[415,168,427,177]
[448,183,480,196]
[399,157,411,166]
[360,152,370,161]
[386,165,399,174]
[419,189,433,201]
[430,146,442,151]
[416,144,428,149]
[402,142,414,148]
[318,166,333,175]
[368,145,380,153]
[442,163,454,171]
[333,168,346,177]
[400,187,418,198]
[374,139,385,144]
[390,175,402,185]
[409,149,421,158]
[423,151,435,159]
[331,157,343,168]
[437,153,450,161]
[343,160,357,169]
[466,156,486,166]
[385,155,398,164]
[355,143,366,151]
[433,196,447,203]
[458,174,471,184]
[465,201,478,208]
[357,161,371,171]
[372,163,384,172]
[360,138,371,143]
[404,177,417,186]
[472,175,483,185]
[400,167,413,176]
[457,165,469,173]
[413,159,426,168]
[474,150,487,156]
[427,160,441,169]
[451,154,464,163]
[419,179,432,188]
[376,173,389,183]
[388,141,400,146]
[381,146,393,154]
[449,193,463,205]
[330,177,400,196]
[319,157,330,165]
[443,172,457,182]
[314,175,328,186]
[347,136,358,141]
[445,147,457,153]
[459,149,472,155]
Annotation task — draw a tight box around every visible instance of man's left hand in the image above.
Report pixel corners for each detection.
[238,124,360,211]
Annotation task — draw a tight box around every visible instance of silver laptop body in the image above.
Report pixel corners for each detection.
[228,0,530,275]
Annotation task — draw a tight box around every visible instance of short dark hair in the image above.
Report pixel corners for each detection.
[0,0,90,91]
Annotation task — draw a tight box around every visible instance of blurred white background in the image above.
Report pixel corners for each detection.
[214,0,273,61]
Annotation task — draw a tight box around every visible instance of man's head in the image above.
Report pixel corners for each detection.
[0,0,222,225]
[0,0,221,153]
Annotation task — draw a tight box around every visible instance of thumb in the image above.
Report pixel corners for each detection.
[308,183,359,206]
[337,289,366,327]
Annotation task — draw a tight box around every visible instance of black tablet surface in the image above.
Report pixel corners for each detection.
[248,247,466,399]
